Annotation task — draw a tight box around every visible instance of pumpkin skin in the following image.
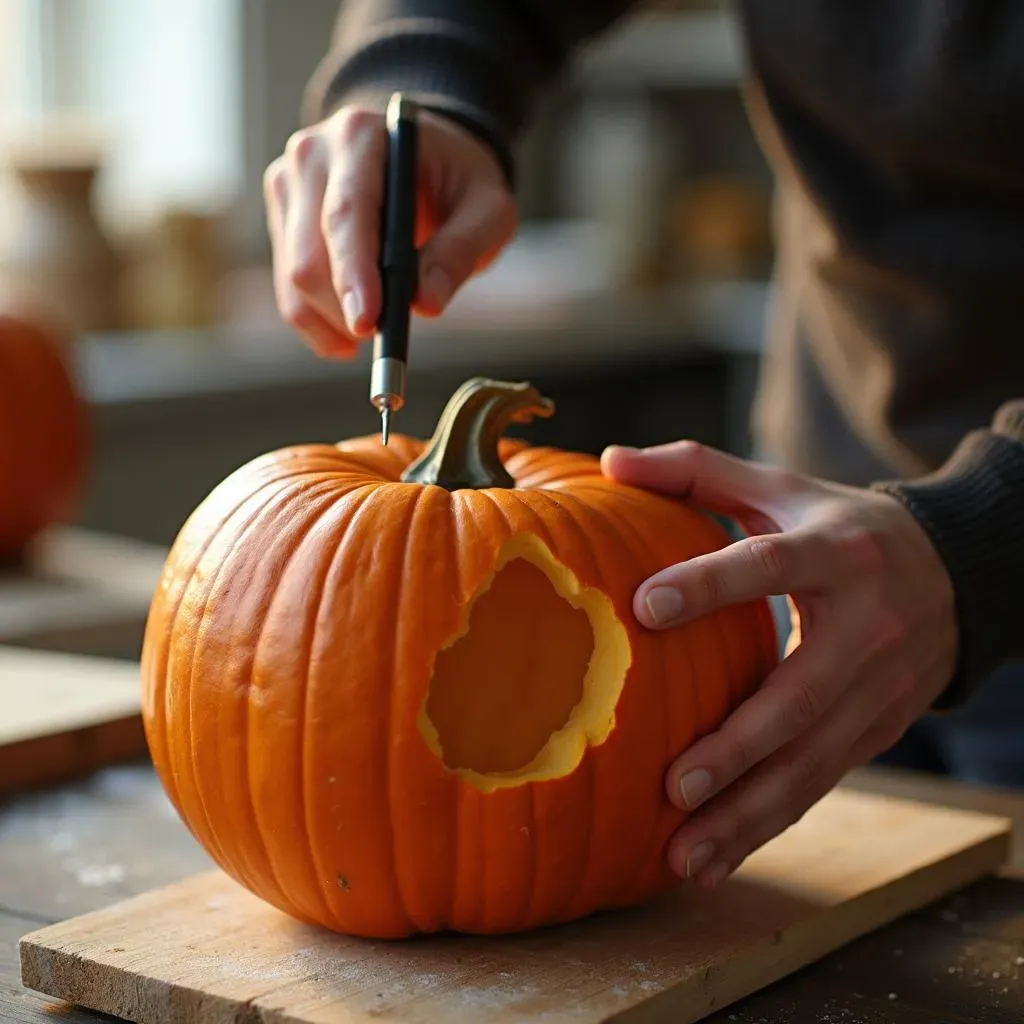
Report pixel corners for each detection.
[0,312,88,561]
[141,382,778,940]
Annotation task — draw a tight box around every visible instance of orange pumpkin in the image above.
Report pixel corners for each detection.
[0,310,88,562]
[141,378,778,939]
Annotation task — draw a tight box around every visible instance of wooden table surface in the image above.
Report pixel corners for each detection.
[0,762,1021,1024]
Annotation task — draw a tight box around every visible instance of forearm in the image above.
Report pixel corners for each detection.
[303,0,635,180]
[872,399,1024,709]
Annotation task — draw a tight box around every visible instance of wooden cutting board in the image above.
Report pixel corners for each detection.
[0,646,145,796]
[19,787,1011,1024]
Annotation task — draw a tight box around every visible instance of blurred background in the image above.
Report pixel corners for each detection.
[0,0,774,554]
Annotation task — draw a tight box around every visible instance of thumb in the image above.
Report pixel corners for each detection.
[415,185,517,315]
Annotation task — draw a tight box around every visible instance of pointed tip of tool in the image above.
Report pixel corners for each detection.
[380,406,391,446]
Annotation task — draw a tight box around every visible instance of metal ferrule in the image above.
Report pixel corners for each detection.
[370,356,406,412]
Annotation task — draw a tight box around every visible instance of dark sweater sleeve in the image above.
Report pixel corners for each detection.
[872,400,1024,711]
[302,1,635,182]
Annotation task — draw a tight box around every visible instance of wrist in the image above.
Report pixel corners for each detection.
[871,427,1024,709]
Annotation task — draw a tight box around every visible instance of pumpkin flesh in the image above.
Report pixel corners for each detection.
[422,531,631,792]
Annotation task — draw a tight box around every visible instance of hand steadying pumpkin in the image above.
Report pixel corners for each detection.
[601,441,959,889]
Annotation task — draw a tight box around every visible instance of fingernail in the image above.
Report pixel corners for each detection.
[425,265,452,308]
[342,290,362,332]
[704,862,730,888]
[679,769,712,809]
[644,586,684,626]
[686,841,716,877]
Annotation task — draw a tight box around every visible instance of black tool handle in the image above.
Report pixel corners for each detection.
[373,93,419,368]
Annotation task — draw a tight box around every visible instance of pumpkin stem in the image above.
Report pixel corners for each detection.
[401,377,554,490]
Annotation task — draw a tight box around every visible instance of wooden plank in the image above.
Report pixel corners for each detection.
[0,647,145,797]
[846,763,1024,871]
[19,788,1012,1024]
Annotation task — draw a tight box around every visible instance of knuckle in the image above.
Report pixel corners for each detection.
[764,466,803,497]
[782,683,825,735]
[888,664,918,704]
[323,192,358,236]
[836,525,887,575]
[278,296,307,327]
[443,233,479,278]
[285,128,319,166]
[747,535,787,587]
[873,610,909,653]
[784,749,825,798]
[332,105,380,146]
[263,160,287,203]
[875,716,910,753]
[692,565,724,610]
[711,809,745,853]
[288,258,323,293]
[720,731,754,780]
[489,187,518,231]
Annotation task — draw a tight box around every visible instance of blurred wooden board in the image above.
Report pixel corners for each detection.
[20,788,1012,1024]
[0,647,144,796]
[0,526,165,657]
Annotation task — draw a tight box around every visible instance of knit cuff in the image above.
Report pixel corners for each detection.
[302,20,530,185]
[871,412,1024,711]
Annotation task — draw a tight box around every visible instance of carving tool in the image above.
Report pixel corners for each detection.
[369,92,419,445]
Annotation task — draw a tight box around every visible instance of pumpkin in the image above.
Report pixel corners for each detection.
[0,309,88,562]
[141,378,778,939]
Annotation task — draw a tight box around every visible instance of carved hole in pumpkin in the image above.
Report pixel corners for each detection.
[419,533,631,792]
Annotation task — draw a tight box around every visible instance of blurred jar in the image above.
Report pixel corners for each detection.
[121,208,224,330]
[0,128,122,333]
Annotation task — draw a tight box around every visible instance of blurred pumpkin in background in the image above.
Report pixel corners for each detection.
[0,305,89,562]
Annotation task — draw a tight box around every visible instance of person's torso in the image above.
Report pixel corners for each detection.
[737,0,1024,482]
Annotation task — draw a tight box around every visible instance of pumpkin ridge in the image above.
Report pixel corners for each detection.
[482,488,561,934]
[249,480,360,926]
[303,480,416,936]
[146,474,304,832]
[531,485,673,921]
[189,477,333,903]
[507,488,601,929]
[298,483,382,930]
[164,476,312,877]
[567,488,681,906]
[448,487,512,932]
[386,483,432,935]
[457,485,531,934]
[178,493,281,887]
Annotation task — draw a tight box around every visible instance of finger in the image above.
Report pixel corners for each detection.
[665,612,863,811]
[415,185,517,315]
[668,655,900,886]
[269,186,354,360]
[321,109,387,337]
[666,587,906,809]
[266,161,350,357]
[601,441,811,514]
[264,157,288,255]
[850,644,946,763]
[282,134,349,335]
[635,527,860,629]
[279,299,357,360]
